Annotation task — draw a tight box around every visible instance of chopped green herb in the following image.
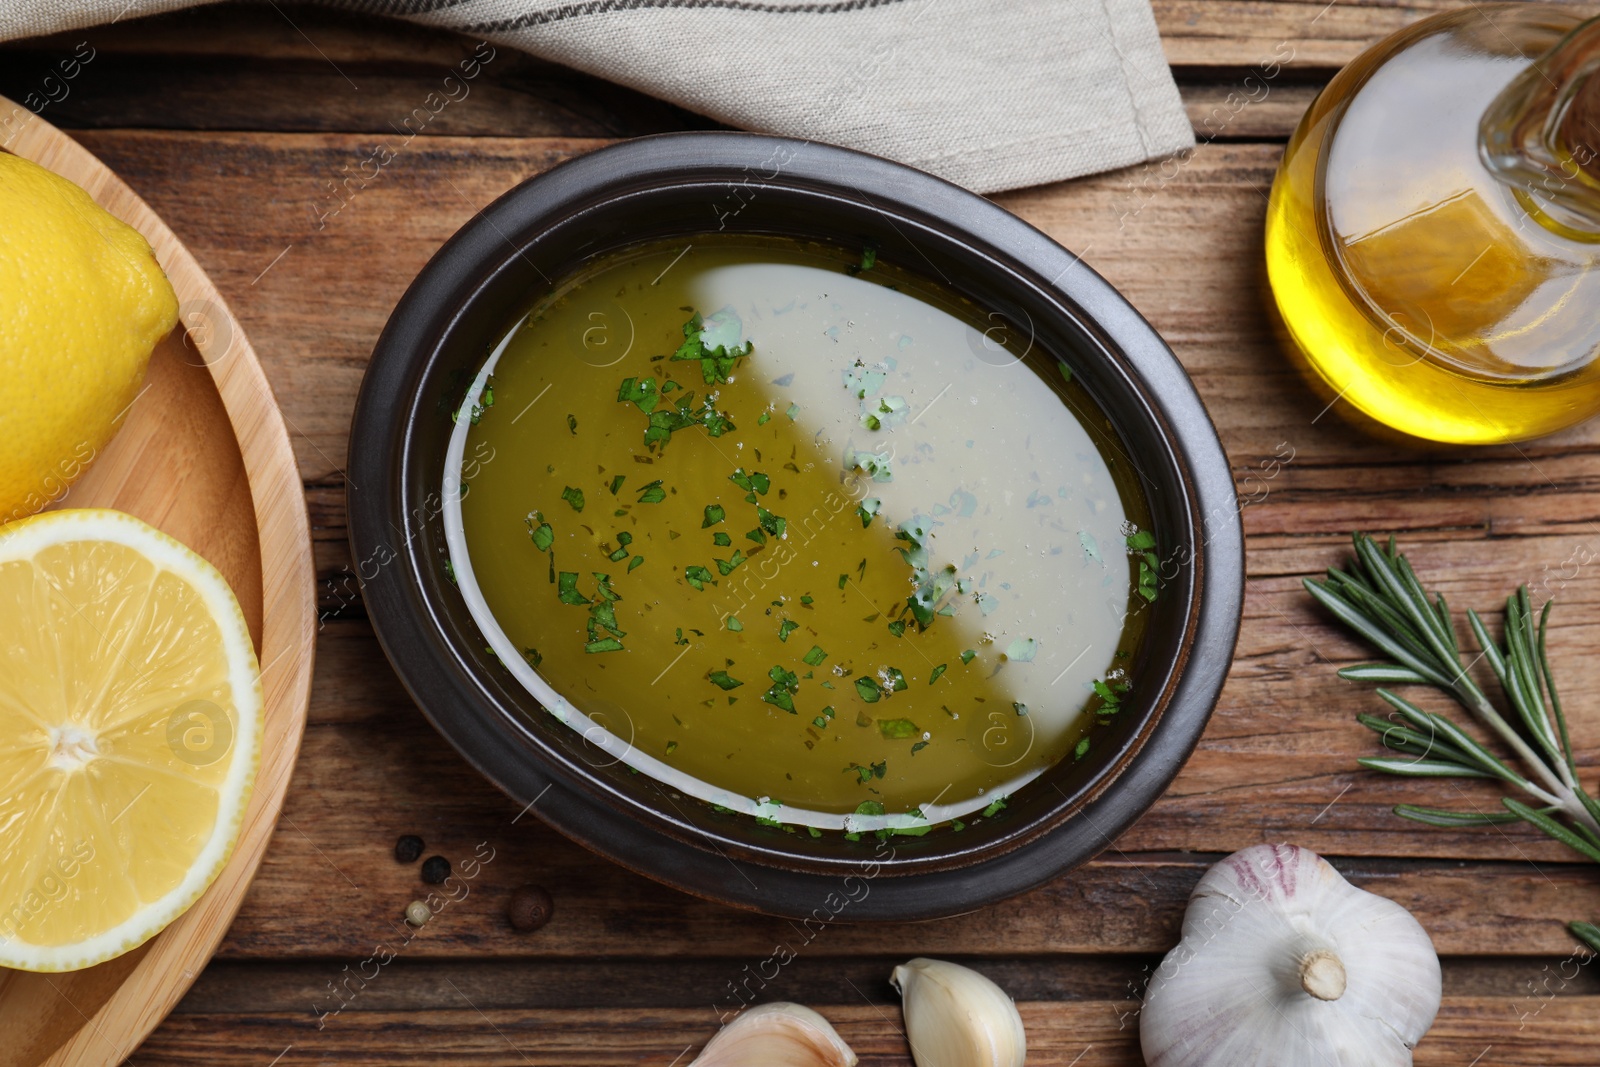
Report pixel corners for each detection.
[778,619,799,643]
[858,498,880,528]
[566,413,578,434]
[837,573,849,589]
[530,522,554,552]
[746,527,767,545]
[884,667,907,691]
[669,310,753,385]
[786,402,800,420]
[586,637,624,653]
[636,480,666,504]
[929,663,948,684]
[725,615,743,632]
[557,571,590,605]
[522,647,542,668]
[762,664,801,712]
[910,740,929,755]
[712,531,732,547]
[757,410,771,426]
[1074,737,1091,760]
[1004,637,1038,662]
[855,800,886,816]
[674,627,688,646]
[702,504,726,527]
[800,595,814,606]
[608,474,626,495]
[707,670,744,690]
[666,740,678,755]
[960,649,977,665]
[887,620,907,638]
[1058,362,1074,383]
[560,486,585,512]
[684,565,714,590]
[757,506,787,538]
[878,718,919,740]
[854,677,881,703]
[628,555,645,572]
[1126,529,1156,551]
[982,797,1008,818]
[608,544,629,562]
[802,645,828,667]
[714,551,747,576]
[444,559,456,584]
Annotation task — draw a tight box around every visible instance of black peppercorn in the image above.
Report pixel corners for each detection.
[507,884,553,932]
[420,855,451,884]
[394,835,424,864]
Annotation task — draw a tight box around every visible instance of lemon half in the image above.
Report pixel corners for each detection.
[0,509,261,971]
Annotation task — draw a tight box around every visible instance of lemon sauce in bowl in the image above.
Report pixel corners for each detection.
[442,236,1154,835]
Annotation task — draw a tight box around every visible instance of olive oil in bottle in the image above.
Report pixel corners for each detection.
[1266,6,1600,443]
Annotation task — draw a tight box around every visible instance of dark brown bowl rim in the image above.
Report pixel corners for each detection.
[348,132,1243,920]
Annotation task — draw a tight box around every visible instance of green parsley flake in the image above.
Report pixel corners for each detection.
[715,551,747,576]
[1005,637,1038,662]
[628,555,645,572]
[522,647,543,668]
[712,531,732,547]
[585,637,624,653]
[854,677,881,703]
[858,498,880,528]
[982,796,1008,817]
[684,565,714,590]
[1074,737,1091,760]
[757,507,787,538]
[703,504,725,527]
[707,670,744,690]
[636,480,666,504]
[929,664,947,684]
[960,649,977,665]
[802,645,828,667]
[530,522,554,552]
[560,486,585,512]
[878,718,918,739]
[566,414,577,434]
[855,799,886,816]
[762,665,801,712]
[778,619,799,642]
[726,615,743,632]
[557,571,590,605]
[608,474,626,495]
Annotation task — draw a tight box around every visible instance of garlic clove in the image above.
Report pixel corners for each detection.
[689,1002,857,1067]
[1140,843,1442,1067]
[890,957,1026,1067]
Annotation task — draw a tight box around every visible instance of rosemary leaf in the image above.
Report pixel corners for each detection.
[1339,663,1431,684]
[1505,798,1600,864]
[1392,804,1525,828]
[1357,757,1495,779]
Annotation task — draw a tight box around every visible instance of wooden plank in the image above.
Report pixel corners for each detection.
[130,999,1600,1065]
[172,954,1600,1015]
[212,714,1600,959]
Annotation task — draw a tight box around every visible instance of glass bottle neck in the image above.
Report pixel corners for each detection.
[1481,15,1600,237]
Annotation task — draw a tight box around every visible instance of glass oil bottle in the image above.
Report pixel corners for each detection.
[1266,6,1600,443]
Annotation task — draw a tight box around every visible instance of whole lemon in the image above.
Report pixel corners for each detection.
[0,151,178,522]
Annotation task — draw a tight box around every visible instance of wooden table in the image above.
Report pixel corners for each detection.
[7,3,1600,1062]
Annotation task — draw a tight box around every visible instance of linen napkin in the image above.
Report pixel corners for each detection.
[2,0,1195,194]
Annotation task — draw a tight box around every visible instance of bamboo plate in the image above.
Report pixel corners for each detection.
[0,99,315,1064]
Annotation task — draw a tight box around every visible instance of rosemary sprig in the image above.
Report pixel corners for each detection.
[1307,533,1600,953]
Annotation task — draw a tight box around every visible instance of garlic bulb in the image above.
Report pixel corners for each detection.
[690,1002,857,1067]
[1141,843,1441,1067]
[891,957,1026,1067]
